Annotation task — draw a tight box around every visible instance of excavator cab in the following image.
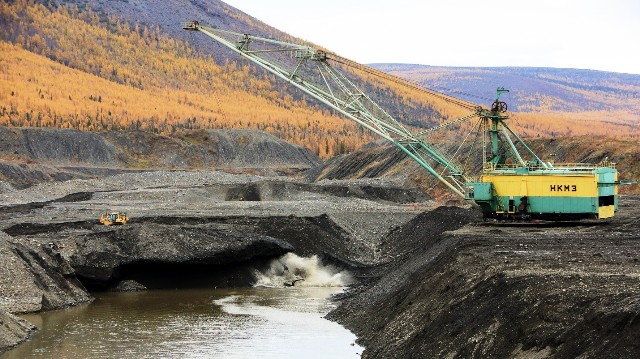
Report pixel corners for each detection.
[100,211,129,225]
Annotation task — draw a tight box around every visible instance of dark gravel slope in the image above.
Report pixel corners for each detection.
[329,196,640,358]
[0,127,320,188]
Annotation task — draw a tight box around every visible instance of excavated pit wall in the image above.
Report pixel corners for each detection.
[0,231,92,353]
[2,214,369,292]
[0,172,426,353]
[328,196,640,358]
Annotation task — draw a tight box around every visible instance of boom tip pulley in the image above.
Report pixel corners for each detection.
[489,87,509,116]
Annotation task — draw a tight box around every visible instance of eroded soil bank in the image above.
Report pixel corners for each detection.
[328,196,640,358]
[0,171,425,353]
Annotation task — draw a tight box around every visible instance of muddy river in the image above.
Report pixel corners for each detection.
[2,287,362,358]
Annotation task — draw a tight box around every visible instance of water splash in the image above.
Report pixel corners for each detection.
[254,253,354,288]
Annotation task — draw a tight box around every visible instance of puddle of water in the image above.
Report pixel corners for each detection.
[3,287,362,359]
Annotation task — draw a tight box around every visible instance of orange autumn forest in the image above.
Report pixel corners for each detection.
[0,1,637,160]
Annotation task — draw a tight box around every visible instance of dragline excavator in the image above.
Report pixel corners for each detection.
[183,20,633,220]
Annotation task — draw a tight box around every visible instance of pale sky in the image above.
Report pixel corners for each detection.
[223,0,640,74]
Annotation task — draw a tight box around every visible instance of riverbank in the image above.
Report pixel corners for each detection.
[0,170,427,353]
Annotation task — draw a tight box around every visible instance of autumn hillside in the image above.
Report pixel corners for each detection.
[0,0,638,165]
[373,64,640,138]
[0,0,453,159]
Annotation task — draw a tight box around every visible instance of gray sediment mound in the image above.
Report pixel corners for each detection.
[0,310,36,354]
[0,232,91,314]
[67,222,294,288]
[0,231,91,353]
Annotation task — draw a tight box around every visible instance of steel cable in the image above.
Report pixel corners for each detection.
[325,54,481,112]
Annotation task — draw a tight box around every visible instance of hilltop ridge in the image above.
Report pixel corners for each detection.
[371,63,640,137]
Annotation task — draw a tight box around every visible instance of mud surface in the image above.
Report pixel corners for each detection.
[1,169,638,357]
[329,196,640,358]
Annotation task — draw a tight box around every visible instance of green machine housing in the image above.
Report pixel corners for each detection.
[183,23,633,221]
[466,164,619,220]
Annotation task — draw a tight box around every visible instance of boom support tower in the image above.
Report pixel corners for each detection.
[183,21,628,220]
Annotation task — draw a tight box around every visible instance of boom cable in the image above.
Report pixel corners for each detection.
[325,53,481,113]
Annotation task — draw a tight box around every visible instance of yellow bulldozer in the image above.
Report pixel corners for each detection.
[100,211,129,225]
